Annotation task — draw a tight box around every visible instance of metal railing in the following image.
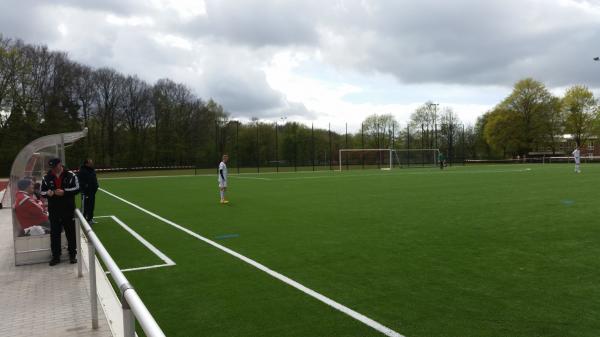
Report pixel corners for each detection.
[75,209,166,337]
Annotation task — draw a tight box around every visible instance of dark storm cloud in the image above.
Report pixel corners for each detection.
[56,0,147,15]
[312,0,600,86]
[1,0,599,119]
[174,0,319,47]
[0,1,62,42]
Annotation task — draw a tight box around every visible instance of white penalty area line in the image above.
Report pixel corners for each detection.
[95,215,176,273]
[98,187,405,337]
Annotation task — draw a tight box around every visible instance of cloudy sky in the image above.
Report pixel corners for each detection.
[1,0,600,132]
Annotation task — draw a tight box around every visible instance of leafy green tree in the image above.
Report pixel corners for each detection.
[484,108,520,157]
[562,85,598,147]
[361,113,399,149]
[484,78,555,156]
[410,101,439,148]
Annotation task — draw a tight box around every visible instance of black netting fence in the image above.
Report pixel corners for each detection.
[204,121,467,173]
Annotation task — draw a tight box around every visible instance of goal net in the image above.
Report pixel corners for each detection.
[338,148,440,170]
[338,149,393,171]
[392,149,440,168]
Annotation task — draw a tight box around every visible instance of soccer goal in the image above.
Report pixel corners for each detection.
[338,149,393,171]
[339,148,440,171]
[392,149,440,168]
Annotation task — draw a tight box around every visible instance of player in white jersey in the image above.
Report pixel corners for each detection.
[218,154,229,204]
[572,146,581,173]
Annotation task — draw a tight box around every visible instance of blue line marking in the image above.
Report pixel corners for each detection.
[215,234,240,240]
[561,199,575,206]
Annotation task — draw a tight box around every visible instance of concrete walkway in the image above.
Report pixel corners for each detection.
[0,208,113,337]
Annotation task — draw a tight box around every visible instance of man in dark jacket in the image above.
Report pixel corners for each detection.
[41,158,80,266]
[78,159,99,223]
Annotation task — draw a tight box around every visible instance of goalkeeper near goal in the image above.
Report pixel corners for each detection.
[218,154,229,204]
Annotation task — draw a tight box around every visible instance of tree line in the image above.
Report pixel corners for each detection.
[479,78,598,157]
[1,37,597,175]
[0,36,228,175]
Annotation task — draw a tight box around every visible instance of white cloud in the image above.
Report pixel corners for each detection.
[57,23,68,36]
[150,0,206,21]
[106,14,155,27]
[152,33,193,51]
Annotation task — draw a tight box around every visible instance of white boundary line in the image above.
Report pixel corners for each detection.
[100,174,198,180]
[229,176,272,180]
[99,166,533,181]
[260,168,532,181]
[99,187,405,337]
[95,215,176,273]
[98,169,332,180]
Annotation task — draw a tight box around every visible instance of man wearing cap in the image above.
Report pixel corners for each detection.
[41,158,80,266]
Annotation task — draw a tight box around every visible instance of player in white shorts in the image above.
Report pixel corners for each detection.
[218,154,229,204]
[572,146,581,173]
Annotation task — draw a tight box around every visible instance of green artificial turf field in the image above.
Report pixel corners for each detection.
[91,164,600,337]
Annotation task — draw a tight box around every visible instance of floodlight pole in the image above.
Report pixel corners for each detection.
[275,121,279,173]
[345,123,348,170]
[236,121,240,174]
[428,103,439,149]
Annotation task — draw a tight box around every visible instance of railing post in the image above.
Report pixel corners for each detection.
[89,242,98,329]
[76,217,82,278]
[123,296,136,337]
[121,283,136,337]
[75,209,166,337]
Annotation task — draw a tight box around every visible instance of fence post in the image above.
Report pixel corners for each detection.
[462,124,466,165]
[215,118,219,166]
[236,121,240,174]
[89,240,98,329]
[121,286,136,337]
[76,217,82,278]
[328,123,332,170]
[256,121,260,174]
[345,123,348,170]
[361,123,365,169]
[275,122,279,173]
[123,304,135,337]
[407,125,410,167]
[311,123,315,171]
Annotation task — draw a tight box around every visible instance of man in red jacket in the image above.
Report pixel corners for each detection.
[14,179,50,235]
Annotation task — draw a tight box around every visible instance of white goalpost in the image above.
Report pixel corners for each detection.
[339,148,440,170]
